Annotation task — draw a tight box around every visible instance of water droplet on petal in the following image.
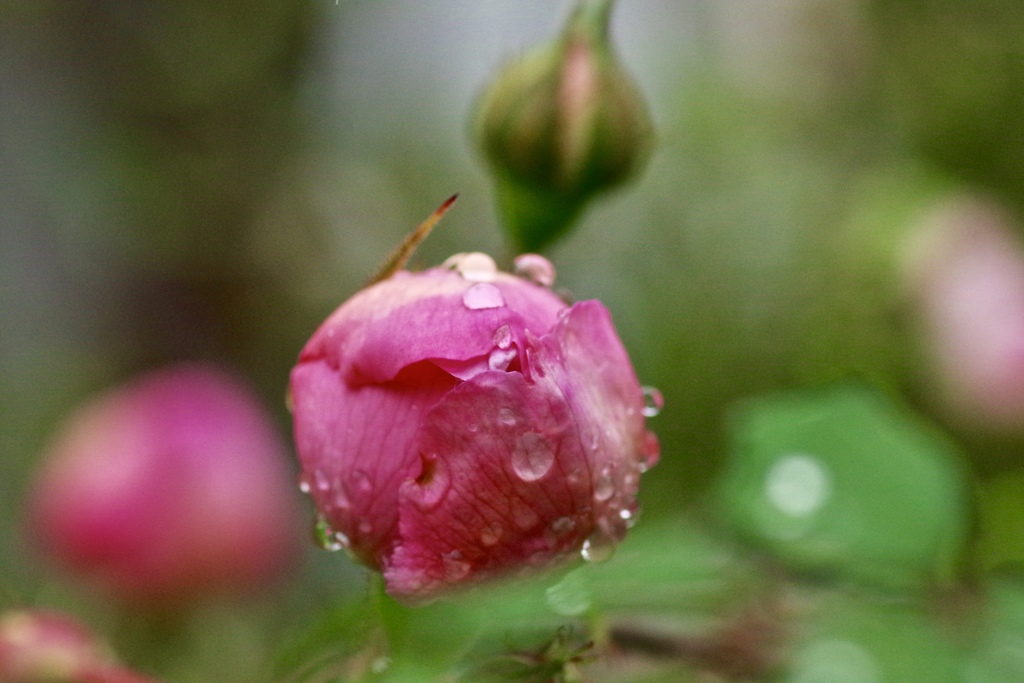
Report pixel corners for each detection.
[463,282,505,310]
[493,324,512,349]
[297,473,311,494]
[313,469,330,492]
[619,506,640,529]
[442,551,472,581]
[498,407,517,427]
[480,524,502,546]
[353,469,373,494]
[445,252,498,282]
[641,386,664,417]
[411,454,451,510]
[332,487,351,510]
[637,431,660,472]
[488,346,518,371]
[580,530,617,563]
[544,516,577,548]
[313,515,349,552]
[593,472,615,502]
[513,254,556,287]
[511,432,555,481]
[358,520,373,535]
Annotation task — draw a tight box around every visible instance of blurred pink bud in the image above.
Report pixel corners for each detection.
[29,364,301,609]
[0,609,160,683]
[906,197,1024,428]
[289,252,659,603]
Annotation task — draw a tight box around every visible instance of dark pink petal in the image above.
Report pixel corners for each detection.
[531,300,659,506]
[385,369,592,600]
[290,359,459,567]
[299,270,566,386]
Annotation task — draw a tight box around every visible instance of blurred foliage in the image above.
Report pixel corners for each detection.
[6,0,1024,681]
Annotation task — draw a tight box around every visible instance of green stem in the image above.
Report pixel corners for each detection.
[569,0,615,41]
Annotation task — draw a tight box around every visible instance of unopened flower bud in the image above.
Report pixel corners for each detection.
[473,0,654,252]
[29,364,301,610]
[0,609,160,683]
[289,252,659,603]
[904,196,1024,429]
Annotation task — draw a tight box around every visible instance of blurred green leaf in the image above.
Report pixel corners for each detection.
[782,589,962,682]
[715,384,969,592]
[963,578,1024,683]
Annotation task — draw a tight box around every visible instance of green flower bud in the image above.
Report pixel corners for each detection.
[473,0,654,252]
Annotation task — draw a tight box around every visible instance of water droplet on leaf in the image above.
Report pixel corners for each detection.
[462,282,505,310]
[765,453,831,517]
[511,432,555,481]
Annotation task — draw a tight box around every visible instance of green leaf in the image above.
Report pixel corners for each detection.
[715,384,969,592]
[782,590,962,682]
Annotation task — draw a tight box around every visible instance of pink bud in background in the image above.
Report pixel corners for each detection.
[289,252,659,602]
[29,364,301,609]
[0,609,161,683]
[905,197,1024,429]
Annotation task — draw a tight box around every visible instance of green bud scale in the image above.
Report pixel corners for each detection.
[473,0,654,252]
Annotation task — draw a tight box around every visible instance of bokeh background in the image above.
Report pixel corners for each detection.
[4,1,1024,681]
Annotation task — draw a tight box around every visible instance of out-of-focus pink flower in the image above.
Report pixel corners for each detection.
[289,252,659,602]
[905,197,1024,428]
[29,364,301,609]
[0,609,161,683]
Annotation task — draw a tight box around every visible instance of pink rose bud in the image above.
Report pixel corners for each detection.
[289,252,659,602]
[29,364,301,609]
[905,197,1024,428]
[0,609,161,683]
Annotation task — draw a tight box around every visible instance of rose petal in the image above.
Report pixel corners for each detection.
[384,369,591,600]
[290,359,459,566]
[299,270,566,385]
[529,301,656,536]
